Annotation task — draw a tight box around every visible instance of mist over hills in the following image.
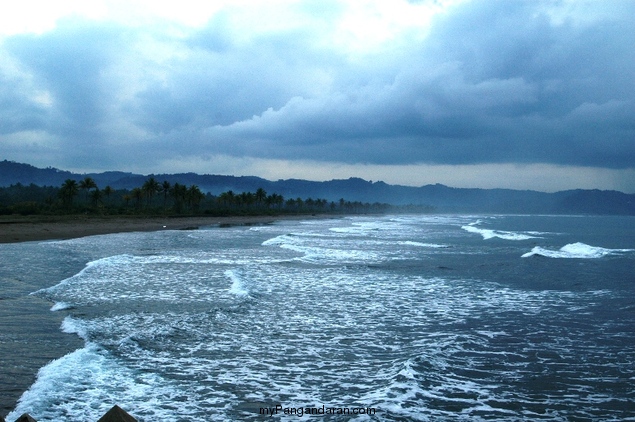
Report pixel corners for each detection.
[1,160,634,214]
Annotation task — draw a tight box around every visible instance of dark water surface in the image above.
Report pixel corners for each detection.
[0,241,86,418]
[1,215,634,421]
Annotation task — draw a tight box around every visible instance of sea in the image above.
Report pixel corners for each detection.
[1,214,634,421]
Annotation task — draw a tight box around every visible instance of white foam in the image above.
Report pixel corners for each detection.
[261,234,294,246]
[61,316,89,341]
[262,233,379,264]
[329,221,404,236]
[226,269,249,296]
[33,254,137,296]
[475,330,509,339]
[522,242,634,259]
[50,302,74,311]
[400,241,448,248]
[462,223,539,240]
[14,215,632,421]
[329,226,367,234]
[276,243,379,264]
[7,343,181,422]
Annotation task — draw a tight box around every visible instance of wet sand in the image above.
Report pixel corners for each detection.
[0,214,334,244]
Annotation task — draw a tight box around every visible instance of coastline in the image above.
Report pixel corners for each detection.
[0,212,340,419]
[0,214,338,244]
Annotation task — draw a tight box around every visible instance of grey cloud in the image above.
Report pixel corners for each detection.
[0,70,48,134]
[5,21,123,126]
[2,20,128,168]
[0,0,633,172]
[130,22,346,134]
[200,0,635,168]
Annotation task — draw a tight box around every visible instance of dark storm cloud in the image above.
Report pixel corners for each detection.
[203,0,635,168]
[0,0,633,172]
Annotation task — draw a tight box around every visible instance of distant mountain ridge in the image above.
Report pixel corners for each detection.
[1,160,634,214]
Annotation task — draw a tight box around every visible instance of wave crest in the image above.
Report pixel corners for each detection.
[522,242,633,259]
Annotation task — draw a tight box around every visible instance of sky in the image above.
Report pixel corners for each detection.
[1,0,634,193]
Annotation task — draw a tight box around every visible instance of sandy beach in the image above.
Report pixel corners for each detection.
[0,214,336,244]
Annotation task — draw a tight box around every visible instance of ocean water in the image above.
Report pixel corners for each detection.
[2,214,635,421]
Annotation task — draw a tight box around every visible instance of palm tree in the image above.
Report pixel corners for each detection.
[160,180,171,208]
[79,177,97,203]
[218,190,235,208]
[240,192,255,209]
[131,187,143,209]
[141,177,160,207]
[170,183,188,213]
[266,194,283,209]
[255,188,267,207]
[187,185,205,211]
[59,179,79,207]
[90,188,103,206]
[102,186,113,206]
[271,193,284,209]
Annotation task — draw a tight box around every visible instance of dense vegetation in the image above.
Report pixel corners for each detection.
[4,160,635,215]
[0,177,421,217]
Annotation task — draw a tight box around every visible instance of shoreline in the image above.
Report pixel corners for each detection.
[0,214,339,244]
[0,212,339,418]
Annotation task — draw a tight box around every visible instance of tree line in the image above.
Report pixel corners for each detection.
[0,177,420,217]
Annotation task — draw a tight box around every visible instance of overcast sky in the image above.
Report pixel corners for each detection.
[1,0,633,192]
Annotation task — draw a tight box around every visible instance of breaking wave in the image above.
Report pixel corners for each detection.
[462,222,542,240]
[7,214,635,421]
[225,270,250,296]
[522,242,633,259]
